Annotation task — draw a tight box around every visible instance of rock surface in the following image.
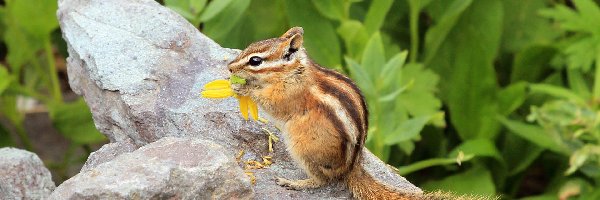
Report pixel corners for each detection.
[80,138,138,172]
[50,137,253,200]
[0,147,56,200]
[57,0,422,199]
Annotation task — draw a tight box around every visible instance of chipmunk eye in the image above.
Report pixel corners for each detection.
[248,56,263,66]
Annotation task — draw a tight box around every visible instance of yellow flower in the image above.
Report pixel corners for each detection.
[201,79,259,121]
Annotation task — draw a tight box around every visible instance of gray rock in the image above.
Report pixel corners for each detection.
[50,137,253,200]
[0,147,55,200]
[80,138,138,172]
[57,0,421,199]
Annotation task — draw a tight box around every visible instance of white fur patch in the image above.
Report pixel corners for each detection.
[309,86,358,145]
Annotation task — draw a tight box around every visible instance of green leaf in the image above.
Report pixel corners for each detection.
[500,0,556,52]
[497,82,527,116]
[579,184,600,199]
[48,99,106,144]
[337,20,369,59]
[423,0,473,64]
[2,0,52,72]
[165,0,204,23]
[384,115,430,144]
[422,166,496,196]
[345,57,375,97]
[502,134,544,175]
[364,0,393,34]
[230,75,246,85]
[378,84,409,102]
[497,116,568,155]
[565,145,594,175]
[203,0,250,45]
[213,0,287,49]
[165,0,194,17]
[510,45,557,83]
[520,195,558,200]
[566,69,591,99]
[0,66,12,95]
[395,63,442,124]
[397,154,474,176]
[190,0,207,14]
[449,139,503,162]
[0,123,15,147]
[540,0,600,71]
[361,32,386,80]
[379,51,408,88]
[199,0,234,21]
[396,140,415,155]
[311,0,346,20]
[0,96,23,126]
[426,0,503,140]
[528,83,587,105]
[284,0,342,68]
[0,7,4,39]
[4,0,58,38]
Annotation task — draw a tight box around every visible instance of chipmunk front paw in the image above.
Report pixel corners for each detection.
[231,83,251,96]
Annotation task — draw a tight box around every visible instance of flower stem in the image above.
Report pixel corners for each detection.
[15,124,33,151]
[44,39,63,103]
[593,52,600,105]
[409,0,420,63]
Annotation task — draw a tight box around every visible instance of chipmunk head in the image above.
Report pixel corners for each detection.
[228,27,307,91]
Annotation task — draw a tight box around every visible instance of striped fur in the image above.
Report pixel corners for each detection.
[228,27,414,200]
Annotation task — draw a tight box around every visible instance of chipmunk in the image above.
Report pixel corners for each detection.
[227,27,455,200]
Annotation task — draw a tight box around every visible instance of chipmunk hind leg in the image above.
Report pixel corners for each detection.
[276,114,348,190]
[275,158,330,190]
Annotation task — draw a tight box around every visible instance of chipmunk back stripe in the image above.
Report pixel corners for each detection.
[314,66,367,134]
[315,81,363,142]
[312,95,349,165]
[313,65,368,170]
[310,86,359,145]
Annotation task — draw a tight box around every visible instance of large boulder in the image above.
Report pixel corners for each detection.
[56,0,422,198]
[0,147,56,200]
[50,137,253,199]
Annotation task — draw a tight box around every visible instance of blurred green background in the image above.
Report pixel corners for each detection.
[2,0,600,199]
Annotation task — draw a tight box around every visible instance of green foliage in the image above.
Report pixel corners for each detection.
[283,0,342,68]
[540,0,600,71]
[427,0,503,140]
[48,99,105,144]
[0,0,106,181]
[422,166,496,196]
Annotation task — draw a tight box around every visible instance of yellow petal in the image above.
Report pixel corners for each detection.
[201,88,234,98]
[203,79,231,90]
[239,96,249,120]
[248,98,258,121]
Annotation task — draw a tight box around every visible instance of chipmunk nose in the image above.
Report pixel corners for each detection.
[228,63,243,74]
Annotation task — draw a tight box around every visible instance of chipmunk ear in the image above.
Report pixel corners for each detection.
[281,27,304,50]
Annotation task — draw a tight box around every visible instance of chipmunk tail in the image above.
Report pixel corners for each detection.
[346,165,500,200]
[420,190,501,200]
[346,165,417,200]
